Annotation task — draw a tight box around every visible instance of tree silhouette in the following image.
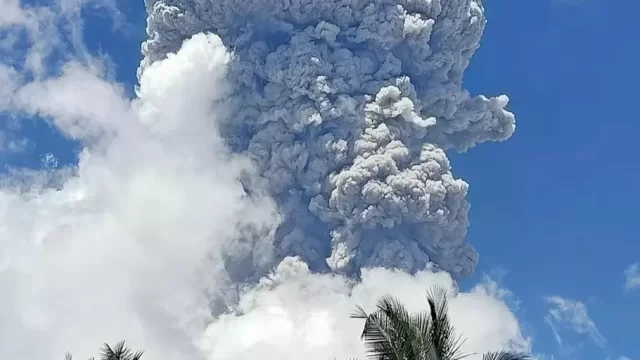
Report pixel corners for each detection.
[65,341,144,360]
[351,286,531,360]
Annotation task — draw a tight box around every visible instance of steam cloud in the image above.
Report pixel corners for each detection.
[141,0,516,279]
[0,0,529,359]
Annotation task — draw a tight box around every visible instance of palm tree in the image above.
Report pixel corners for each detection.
[65,341,144,360]
[350,286,531,360]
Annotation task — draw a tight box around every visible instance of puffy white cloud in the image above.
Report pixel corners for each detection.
[624,263,640,291]
[0,31,280,360]
[200,257,531,360]
[0,0,27,26]
[544,296,605,348]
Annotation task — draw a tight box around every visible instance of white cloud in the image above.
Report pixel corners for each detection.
[544,296,605,348]
[0,31,280,360]
[0,0,28,26]
[200,257,531,360]
[0,0,121,75]
[0,133,33,153]
[624,263,640,291]
[0,1,60,75]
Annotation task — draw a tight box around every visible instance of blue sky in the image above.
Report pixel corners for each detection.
[1,0,638,359]
[457,0,640,358]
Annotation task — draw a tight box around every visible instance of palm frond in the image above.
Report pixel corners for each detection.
[410,309,431,340]
[375,295,429,360]
[351,296,409,360]
[65,342,140,360]
[425,286,468,360]
[482,351,532,360]
[350,305,369,320]
[64,351,95,360]
[353,294,448,360]
[362,311,404,360]
[100,341,144,360]
[353,287,497,360]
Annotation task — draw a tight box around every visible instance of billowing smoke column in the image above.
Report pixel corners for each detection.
[141,0,515,279]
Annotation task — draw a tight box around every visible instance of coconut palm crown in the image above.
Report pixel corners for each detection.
[65,341,144,360]
[351,286,531,360]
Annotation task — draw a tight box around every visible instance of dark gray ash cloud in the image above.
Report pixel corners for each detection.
[140,0,516,280]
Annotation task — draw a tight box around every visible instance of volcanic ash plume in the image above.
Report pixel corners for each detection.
[142,0,516,279]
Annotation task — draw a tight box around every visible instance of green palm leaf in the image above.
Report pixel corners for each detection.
[352,286,531,360]
[482,351,532,360]
[100,341,144,360]
[425,287,468,360]
[351,302,405,360]
[64,341,143,360]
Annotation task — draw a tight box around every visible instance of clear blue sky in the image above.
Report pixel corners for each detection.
[1,0,638,359]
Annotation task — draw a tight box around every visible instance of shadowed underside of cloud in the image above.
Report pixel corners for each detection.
[0,1,531,359]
